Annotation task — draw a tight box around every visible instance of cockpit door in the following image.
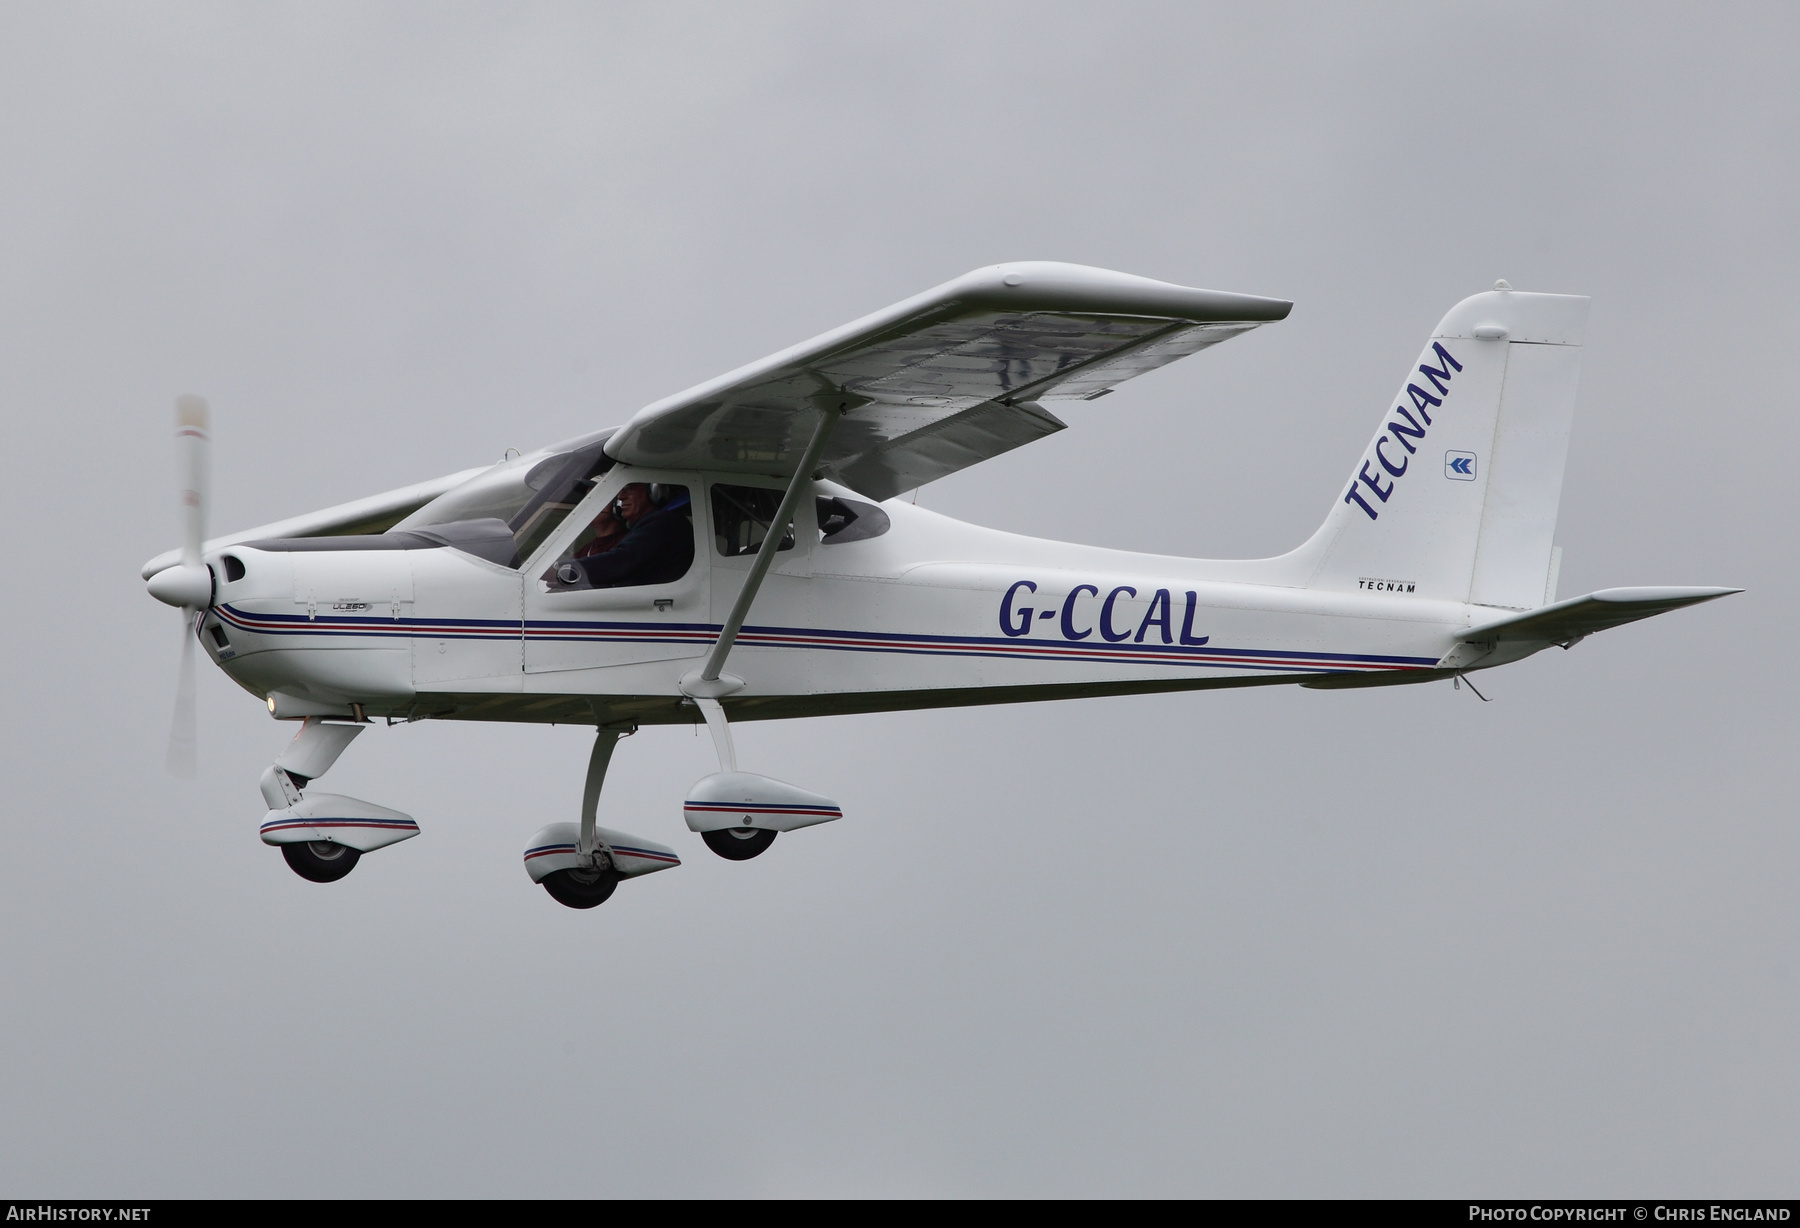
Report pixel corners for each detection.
[521,469,711,675]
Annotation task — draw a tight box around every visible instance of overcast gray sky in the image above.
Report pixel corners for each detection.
[1,1,1795,1197]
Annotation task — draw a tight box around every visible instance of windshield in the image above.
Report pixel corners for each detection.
[507,442,615,561]
[390,442,618,568]
[392,453,559,532]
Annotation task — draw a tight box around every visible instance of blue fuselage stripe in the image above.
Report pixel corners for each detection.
[215,603,1439,671]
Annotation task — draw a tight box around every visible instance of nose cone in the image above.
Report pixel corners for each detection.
[146,563,213,608]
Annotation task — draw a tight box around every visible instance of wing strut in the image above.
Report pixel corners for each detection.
[681,403,842,699]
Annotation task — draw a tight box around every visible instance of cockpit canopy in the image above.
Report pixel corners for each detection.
[390,432,617,569]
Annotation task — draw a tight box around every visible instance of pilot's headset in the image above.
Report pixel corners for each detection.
[612,483,674,518]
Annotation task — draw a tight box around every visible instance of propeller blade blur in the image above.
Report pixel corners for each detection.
[162,396,210,777]
[175,394,209,571]
[165,615,197,779]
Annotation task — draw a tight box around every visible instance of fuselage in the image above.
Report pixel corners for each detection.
[196,460,1486,729]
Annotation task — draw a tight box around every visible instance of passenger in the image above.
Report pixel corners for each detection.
[558,483,693,589]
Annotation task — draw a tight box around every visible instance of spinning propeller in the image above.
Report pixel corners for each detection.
[146,395,213,777]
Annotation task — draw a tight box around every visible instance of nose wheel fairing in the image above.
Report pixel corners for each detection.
[259,793,420,852]
[257,717,418,882]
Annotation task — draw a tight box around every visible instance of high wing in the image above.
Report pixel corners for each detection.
[604,261,1291,499]
[140,464,487,580]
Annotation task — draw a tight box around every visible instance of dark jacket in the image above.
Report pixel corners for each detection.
[575,495,694,588]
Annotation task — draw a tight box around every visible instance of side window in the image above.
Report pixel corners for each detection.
[543,483,694,590]
[712,484,796,557]
[816,496,891,544]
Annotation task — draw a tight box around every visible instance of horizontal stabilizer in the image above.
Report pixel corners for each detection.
[1436,587,1741,669]
[1464,586,1740,643]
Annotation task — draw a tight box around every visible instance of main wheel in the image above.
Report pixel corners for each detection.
[702,827,777,861]
[282,840,361,883]
[541,866,620,909]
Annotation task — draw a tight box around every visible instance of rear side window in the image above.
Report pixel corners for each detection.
[816,496,890,544]
[712,484,796,557]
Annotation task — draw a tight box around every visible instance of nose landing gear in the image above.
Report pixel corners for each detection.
[258,717,419,883]
[282,840,362,883]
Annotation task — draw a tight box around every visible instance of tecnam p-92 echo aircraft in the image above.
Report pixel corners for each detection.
[142,263,1736,908]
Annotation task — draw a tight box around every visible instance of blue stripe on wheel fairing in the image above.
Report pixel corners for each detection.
[260,818,418,832]
[215,603,1440,673]
[683,803,842,815]
[610,845,681,864]
[523,842,678,865]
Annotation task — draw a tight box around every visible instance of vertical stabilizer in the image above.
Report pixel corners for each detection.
[1292,288,1589,610]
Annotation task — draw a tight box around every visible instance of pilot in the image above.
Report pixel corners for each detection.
[572,503,627,558]
[556,483,693,589]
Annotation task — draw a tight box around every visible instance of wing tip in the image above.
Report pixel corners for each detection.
[961,261,1292,323]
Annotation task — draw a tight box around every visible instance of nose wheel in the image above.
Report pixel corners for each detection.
[282,840,361,883]
[702,827,777,861]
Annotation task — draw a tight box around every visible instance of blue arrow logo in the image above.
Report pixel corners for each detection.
[1445,451,1477,480]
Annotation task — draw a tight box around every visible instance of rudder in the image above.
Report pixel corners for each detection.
[1292,287,1589,610]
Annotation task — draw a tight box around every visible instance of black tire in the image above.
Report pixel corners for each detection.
[282,840,361,883]
[702,827,777,861]
[541,866,620,909]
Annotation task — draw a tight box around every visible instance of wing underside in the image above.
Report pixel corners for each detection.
[606,263,1290,499]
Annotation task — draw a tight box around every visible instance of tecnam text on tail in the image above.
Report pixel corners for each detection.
[142,263,1737,908]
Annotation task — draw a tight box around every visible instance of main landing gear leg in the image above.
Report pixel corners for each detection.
[674,404,845,861]
[524,724,680,910]
[693,698,776,861]
[538,729,624,909]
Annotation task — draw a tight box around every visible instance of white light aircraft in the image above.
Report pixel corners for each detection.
[142,263,1738,908]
